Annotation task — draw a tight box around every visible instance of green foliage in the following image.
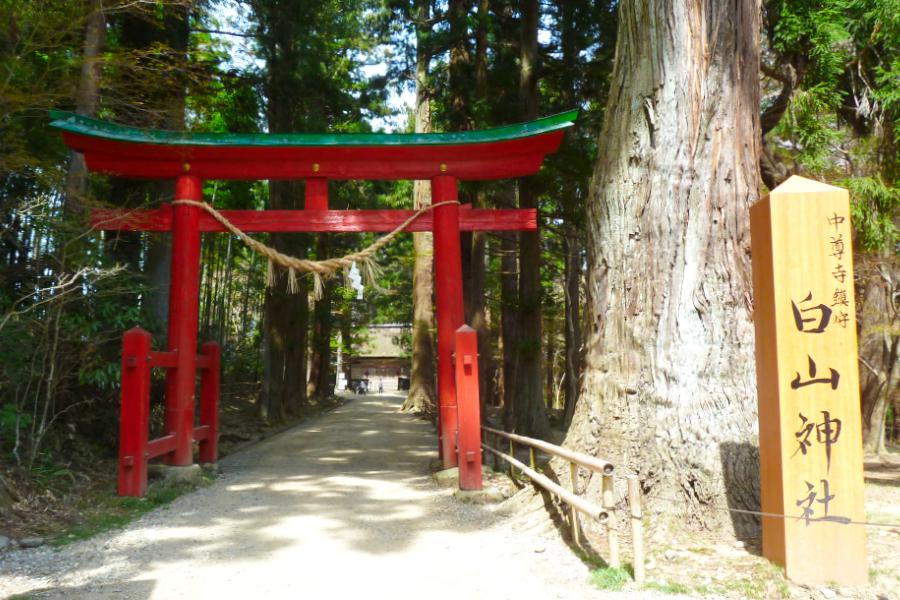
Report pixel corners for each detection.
[764,0,899,256]
[843,175,900,250]
[776,86,844,172]
[0,404,30,451]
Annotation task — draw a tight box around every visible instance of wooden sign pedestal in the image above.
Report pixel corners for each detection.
[750,176,867,586]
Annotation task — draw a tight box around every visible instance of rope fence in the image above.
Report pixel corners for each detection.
[647,494,900,529]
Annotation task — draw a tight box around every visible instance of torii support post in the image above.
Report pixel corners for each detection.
[455,325,482,490]
[197,340,221,464]
[433,175,464,468]
[119,327,152,496]
[164,174,203,466]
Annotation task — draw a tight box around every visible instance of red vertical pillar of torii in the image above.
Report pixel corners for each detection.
[432,175,465,468]
[164,174,203,466]
[306,177,328,209]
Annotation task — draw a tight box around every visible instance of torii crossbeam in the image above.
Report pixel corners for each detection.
[51,109,576,479]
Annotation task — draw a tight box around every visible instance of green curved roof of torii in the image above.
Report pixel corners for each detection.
[49,109,578,148]
[49,109,577,181]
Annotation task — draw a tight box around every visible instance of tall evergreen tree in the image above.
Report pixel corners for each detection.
[567,0,763,526]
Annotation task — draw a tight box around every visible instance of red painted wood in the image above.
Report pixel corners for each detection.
[147,434,178,459]
[91,206,538,233]
[148,350,178,369]
[305,178,328,210]
[192,425,210,441]
[455,325,483,491]
[164,175,203,466]
[433,176,464,468]
[119,328,151,497]
[93,206,174,231]
[63,130,562,181]
[198,341,220,464]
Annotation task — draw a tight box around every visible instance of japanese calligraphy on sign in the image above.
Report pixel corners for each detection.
[750,176,867,586]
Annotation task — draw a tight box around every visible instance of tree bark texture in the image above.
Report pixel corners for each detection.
[64,0,105,216]
[262,184,308,420]
[259,5,308,420]
[403,0,437,414]
[308,235,334,402]
[500,223,519,431]
[144,6,189,341]
[562,231,582,426]
[858,254,899,454]
[558,0,584,428]
[565,0,762,528]
[470,0,492,410]
[515,0,550,437]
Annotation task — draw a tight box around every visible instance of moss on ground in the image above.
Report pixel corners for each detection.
[52,471,216,546]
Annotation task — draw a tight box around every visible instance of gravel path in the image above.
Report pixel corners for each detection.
[0,394,673,600]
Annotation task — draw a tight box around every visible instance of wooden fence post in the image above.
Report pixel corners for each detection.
[628,476,644,584]
[603,474,620,568]
[569,463,580,547]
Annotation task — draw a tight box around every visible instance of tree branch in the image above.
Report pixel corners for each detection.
[192,28,256,39]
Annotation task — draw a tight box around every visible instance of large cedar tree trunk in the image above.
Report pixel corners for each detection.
[565,0,762,526]
[559,0,583,428]
[308,235,334,402]
[259,8,308,420]
[403,0,437,414]
[470,0,492,410]
[500,221,519,430]
[145,6,190,337]
[514,0,550,437]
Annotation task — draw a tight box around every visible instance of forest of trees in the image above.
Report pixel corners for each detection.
[0,0,896,519]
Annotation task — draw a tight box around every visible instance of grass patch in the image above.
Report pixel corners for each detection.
[52,473,214,546]
[644,580,691,595]
[589,566,633,591]
[705,561,789,600]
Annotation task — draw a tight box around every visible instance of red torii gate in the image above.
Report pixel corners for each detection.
[51,109,576,493]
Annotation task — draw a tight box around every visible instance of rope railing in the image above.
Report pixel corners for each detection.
[482,426,614,475]
[481,426,645,584]
[481,444,609,523]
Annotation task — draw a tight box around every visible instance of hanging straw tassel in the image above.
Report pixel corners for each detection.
[287,268,299,294]
[266,258,277,287]
[359,257,386,293]
[311,273,326,300]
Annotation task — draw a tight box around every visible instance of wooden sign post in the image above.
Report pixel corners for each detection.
[750,176,867,586]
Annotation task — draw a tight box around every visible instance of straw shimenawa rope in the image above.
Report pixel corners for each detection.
[172,199,460,298]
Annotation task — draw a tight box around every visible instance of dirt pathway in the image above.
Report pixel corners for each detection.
[1,394,656,600]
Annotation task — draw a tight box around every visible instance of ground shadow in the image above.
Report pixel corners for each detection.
[0,395,502,598]
[15,578,156,599]
[719,441,762,552]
